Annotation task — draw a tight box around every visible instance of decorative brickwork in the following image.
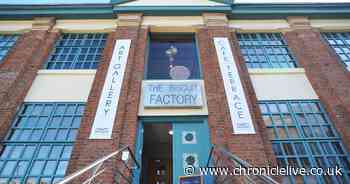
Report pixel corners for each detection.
[284,19,350,152]
[66,14,148,183]
[197,13,279,182]
[0,19,59,149]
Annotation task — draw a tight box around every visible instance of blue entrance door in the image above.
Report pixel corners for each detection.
[172,121,212,184]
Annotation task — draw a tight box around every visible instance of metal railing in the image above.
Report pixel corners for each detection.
[207,145,280,184]
[57,146,140,184]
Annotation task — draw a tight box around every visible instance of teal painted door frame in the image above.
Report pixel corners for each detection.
[134,116,212,184]
[133,122,144,184]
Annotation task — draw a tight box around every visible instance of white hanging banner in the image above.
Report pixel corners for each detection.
[89,39,131,139]
[213,37,256,134]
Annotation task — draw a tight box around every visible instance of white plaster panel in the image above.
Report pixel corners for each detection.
[229,20,290,31]
[24,70,96,102]
[0,21,33,32]
[54,19,117,32]
[249,69,318,100]
[142,16,204,27]
[310,19,350,30]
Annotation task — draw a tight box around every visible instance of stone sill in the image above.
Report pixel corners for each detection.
[37,69,97,75]
[248,68,305,75]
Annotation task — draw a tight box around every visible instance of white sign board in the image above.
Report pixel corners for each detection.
[214,37,256,134]
[143,80,203,108]
[89,39,131,139]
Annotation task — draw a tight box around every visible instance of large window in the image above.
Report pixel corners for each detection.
[146,34,201,80]
[322,32,350,71]
[0,103,85,184]
[44,33,107,70]
[0,35,18,63]
[237,33,298,69]
[259,100,349,184]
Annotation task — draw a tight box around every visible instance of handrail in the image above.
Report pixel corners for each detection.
[58,145,140,184]
[207,145,280,184]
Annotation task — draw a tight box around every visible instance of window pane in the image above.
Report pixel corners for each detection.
[37,146,50,159]
[268,104,279,113]
[262,115,272,126]
[0,35,18,63]
[0,146,12,159]
[332,142,344,154]
[322,32,350,70]
[14,161,29,176]
[272,115,283,125]
[43,161,57,175]
[302,126,313,137]
[272,143,283,155]
[56,130,69,141]
[67,130,78,141]
[300,157,311,168]
[39,178,51,184]
[277,127,287,139]
[10,146,24,159]
[146,34,200,80]
[72,117,82,128]
[237,33,297,69]
[0,103,85,181]
[25,177,37,184]
[277,158,287,167]
[61,117,73,127]
[287,127,299,138]
[45,33,106,70]
[53,177,63,184]
[310,142,321,155]
[44,129,57,140]
[56,161,68,175]
[1,161,16,175]
[282,114,293,125]
[267,128,276,139]
[29,161,44,175]
[294,143,306,155]
[61,146,73,159]
[49,146,63,159]
[15,117,28,127]
[287,158,298,167]
[321,142,333,154]
[9,178,20,184]
[283,143,294,155]
[23,146,36,159]
[340,157,350,170]
[259,100,350,183]
[259,104,268,113]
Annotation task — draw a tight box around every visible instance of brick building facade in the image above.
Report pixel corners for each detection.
[0,1,349,184]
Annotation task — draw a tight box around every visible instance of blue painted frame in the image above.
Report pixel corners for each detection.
[0,102,85,184]
[133,116,211,184]
[0,34,19,64]
[259,100,350,184]
[321,32,350,71]
[44,33,108,70]
[236,32,299,69]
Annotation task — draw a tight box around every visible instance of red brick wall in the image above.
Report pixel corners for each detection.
[284,29,350,151]
[117,27,148,154]
[197,26,278,170]
[0,30,60,143]
[67,26,148,183]
[65,31,118,183]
